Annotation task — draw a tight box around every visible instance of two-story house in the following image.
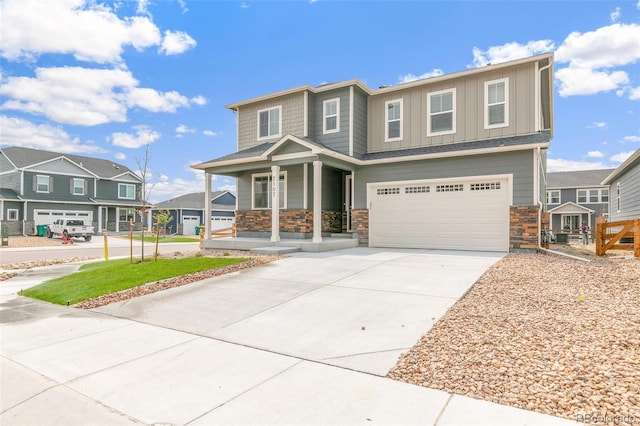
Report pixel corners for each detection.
[0,146,143,236]
[151,191,236,235]
[545,168,614,236]
[602,148,640,223]
[193,53,554,252]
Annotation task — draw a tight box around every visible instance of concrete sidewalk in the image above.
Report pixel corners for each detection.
[0,248,580,425]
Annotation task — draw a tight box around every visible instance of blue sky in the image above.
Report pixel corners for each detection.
[1,0,639,203]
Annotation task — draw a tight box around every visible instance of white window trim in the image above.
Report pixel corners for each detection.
[323,98,340,134]
[257,105,282,141]
[427,88,456,137]
[118,183,136,200]
[385,99,403,142]
[616,182,621,212]
[576,188,608,204]
[546,190,560,204]
[36,175,50,193]
[7,209,18,221]
[484,78,509,129]
[251,171,287,210]
[72,178,85,196]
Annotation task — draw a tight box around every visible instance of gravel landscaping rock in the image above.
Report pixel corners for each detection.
[388,253,640,425]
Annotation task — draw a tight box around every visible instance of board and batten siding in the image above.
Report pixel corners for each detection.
[353,150,535,209]
[352,87,368,159]
[237,92,306,151]
[310,88,351,155]
[609,161,640,221]
[367,62,537,154]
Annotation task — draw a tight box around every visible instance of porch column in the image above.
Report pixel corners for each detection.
[205,173,212,240]
[98,206,103,231]
[313,160,322,243]
[116,207,120,232]
[271,165,280,242]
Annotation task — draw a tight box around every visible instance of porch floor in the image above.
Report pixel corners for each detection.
[201,235,360,253]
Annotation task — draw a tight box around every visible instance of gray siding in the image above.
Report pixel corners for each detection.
[96,180,141,201]
[310,88,350,155]
[237,92,305,151]
[353,150,535,208]
[214,192,236,206]
[609,160,640,221]
[352,87,368,159]
[237,165,305,210]
[367,62,537,154]
[1,170,21,193]
[22,172,95,202]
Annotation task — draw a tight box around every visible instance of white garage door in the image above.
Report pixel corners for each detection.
[34,209,93,226]
[183,216,200,235]
[369,177,509,252]
[212,216,235,231]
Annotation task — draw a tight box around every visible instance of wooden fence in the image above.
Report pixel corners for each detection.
[595,217,640,257]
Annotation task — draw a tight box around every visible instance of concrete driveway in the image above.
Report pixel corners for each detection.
[0,248,578,425]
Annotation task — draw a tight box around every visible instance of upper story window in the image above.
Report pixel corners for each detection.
[72,178,85,195]
[546,190,560,204]
[485,78,509,129]
[252,172,287,209]
[385,99,403,142]
[35,175,51,193]
[577,188,608,203]
[257,106,281,140]
[323,98,339,134]
[118,183,136,200]
[427,88,456,136]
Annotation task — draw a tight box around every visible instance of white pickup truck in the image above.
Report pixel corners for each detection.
[47,218,95,241]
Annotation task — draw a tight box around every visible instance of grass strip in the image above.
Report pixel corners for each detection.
[20,257,247,305]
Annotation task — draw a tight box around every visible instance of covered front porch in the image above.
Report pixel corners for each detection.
[192,134,361,251]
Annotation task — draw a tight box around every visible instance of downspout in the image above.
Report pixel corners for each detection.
[536,146,544,249]
[536,59,552,249]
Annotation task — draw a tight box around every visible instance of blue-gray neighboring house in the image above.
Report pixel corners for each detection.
[152,191,235,235]
[192,53,554,252]
[545,168,614,234]
[0,146,143,236]
[602,148,640,222]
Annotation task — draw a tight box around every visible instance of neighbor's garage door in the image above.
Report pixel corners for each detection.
[369,177,509,252]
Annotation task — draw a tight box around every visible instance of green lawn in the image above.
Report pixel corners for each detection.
[20,257,247,305]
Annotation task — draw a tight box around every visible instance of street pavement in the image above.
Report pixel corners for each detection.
[0,247,581,425]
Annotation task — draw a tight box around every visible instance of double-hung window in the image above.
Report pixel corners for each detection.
[72,178,85,195]
[577,188,608,203]
[35,175,50,193]
[252,172,287,209]
[485,78,509,129]
[118,183,136,200]
[7,209,18,221]
[257,106,281,140]
[323,98,339,134]
[385,99,403,142]
[547,190,560,204]
[427,89,455,136]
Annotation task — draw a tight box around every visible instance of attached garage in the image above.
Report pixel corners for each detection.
[34,209,93,226]
[368,176,510,252]
[212,216,235,231]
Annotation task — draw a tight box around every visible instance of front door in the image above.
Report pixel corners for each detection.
[562,215,580,231]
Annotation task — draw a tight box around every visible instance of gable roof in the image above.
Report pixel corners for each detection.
[547,168,615,189]
[602,148,640,185]
[0,146,141,181]
[155,191,235,210]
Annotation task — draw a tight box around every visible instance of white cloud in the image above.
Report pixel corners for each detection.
[610,151,635,163]
[587,150,604,158]
[0,66,198,125]
[611,7,621,22]
[203,130,220,137]
[547,158,609,172]
[0,115,106,154]
[136,0,150,15]
[115,152,126,160]
[587,122,607,129]
[471,40,555,67]
[555,23,640,97]
[191,95,207,106]
[622,135,640,142]
[176,124,196,134]
[111,125,160,149]
[629,86,640,100]
[0,0,161,64]
[398,69,443,83]
[160,30,196,55]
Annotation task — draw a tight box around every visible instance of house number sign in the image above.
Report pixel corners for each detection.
[272,180,278,198]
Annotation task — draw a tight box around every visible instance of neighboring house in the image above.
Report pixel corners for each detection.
[0,146,143,236]
[602,148,640,222]
[545,168,614,234]
[192,53,554,252]
[151,191,236,235]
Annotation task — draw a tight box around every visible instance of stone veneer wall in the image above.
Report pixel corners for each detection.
[510,205,539,251]
[236,209,343,235]
[351,209,369,246]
